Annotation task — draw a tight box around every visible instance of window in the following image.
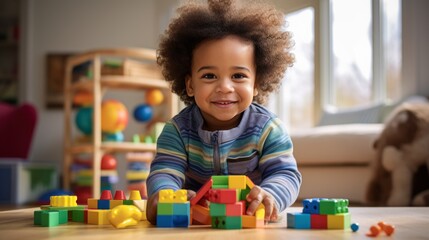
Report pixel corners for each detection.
[269,0,402,130]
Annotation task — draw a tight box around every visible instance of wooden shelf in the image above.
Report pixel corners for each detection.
[67,142,157,154]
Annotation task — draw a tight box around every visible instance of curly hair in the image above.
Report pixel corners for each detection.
[157,0,294,105]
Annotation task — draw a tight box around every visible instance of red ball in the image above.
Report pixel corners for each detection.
[101,154,117,170]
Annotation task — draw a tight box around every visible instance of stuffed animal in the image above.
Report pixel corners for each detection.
[366,102,429,206]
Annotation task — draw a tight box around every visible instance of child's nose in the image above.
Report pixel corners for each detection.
[216,77,234,93]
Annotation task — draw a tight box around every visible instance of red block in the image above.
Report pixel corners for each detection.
[207,189,237,204]
[226,201,244,216]
[311,214,327,229]
[191,178,213,206]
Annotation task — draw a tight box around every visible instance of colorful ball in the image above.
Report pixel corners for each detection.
[75,106,93,135]
[133,104,153,122]
[101,100,129,133]
[145,89,164,106]
[101,154,117,170]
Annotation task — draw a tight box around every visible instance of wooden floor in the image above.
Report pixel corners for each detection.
[1,207,428,239]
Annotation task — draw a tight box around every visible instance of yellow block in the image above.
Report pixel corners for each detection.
[88,209,111,225]
[50,195,77,207]
[327,213,351,229]
[228,175,247,189]
[159,189,187,203]
[255,205,265,220]
[87,198,98,209]
[110,200,124,209]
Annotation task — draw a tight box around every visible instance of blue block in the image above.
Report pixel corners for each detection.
[302,198,320,214]
[98,199,110,209]
[173,202,190,215]
[157,215,174,227]
[287,212,311,229]
[173,215,190,227]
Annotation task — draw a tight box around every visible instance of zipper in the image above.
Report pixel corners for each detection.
[212,131,220,174]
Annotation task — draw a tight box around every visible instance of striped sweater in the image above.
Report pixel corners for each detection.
[146,103,302,212]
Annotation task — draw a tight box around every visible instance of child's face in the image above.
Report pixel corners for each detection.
[186,35,258,131]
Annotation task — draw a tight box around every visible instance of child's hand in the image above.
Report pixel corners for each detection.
[146,190,197,225]
[245,185,278,222]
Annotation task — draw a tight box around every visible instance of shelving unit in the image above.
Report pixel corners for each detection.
[63,48,178,198]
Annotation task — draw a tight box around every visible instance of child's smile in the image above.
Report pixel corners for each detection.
[186,35,258,131]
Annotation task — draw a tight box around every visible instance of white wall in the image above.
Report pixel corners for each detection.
[21,0,178,166]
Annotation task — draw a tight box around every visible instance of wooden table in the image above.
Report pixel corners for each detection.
[0,207,428,239]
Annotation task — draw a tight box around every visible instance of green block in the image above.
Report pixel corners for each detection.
[71,209,85,222]
[212,176,228,187]
[123,200,133,205]
[56,209,68,224]
[41,211,59,227]
[34,210,43,225]
[210,203,226,216]
[240,188,250,201]
[158,203,174,215]
[320,199,349,215]
[212,216,242,229]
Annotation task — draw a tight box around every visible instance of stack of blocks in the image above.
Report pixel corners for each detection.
[156,189,190,227]
[35,196,83,227]
[156,175,265,229]
[287,198,351,229]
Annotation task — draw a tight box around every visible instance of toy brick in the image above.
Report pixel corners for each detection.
[174,190,188,203]
[50,196,78,207]
[87,198,98,209]
[240,188,250,202]
[319,199,349,215]
[212,184,228,189]
[207,189,237,204]
[98,199,110,209]
[71,209,87,223]
[40,205,85,211]
[287,212,311,229]
[255,205,265,220]
[210,203,226,216]
[172,215,190,227]
[41,211,59,227]
[56,209,68,224]
[110,199,124,209]
[303,198,321,214]
[173,202,190,215]
[245,176,255,189]
[123,200,134,205]
[228,175,247,189]
[34,210,43,225]
[87,209,111,225]
[133,199,147,212]
[157,202,174,215]
[191,178,213,206]
[191,205,211,225]
[157,215,174,227]
[113,190,126,200]
[327,213,351,229]
[159,189,175,203]
[212,175,228,187]
[129,190,142,200]
[212,216,242,229]
[242,215,264,228]
[311,214,327,229]
[225,202,244,216]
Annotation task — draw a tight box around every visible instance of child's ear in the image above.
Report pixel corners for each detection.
[185,75,194,97]
[253,87,259,97]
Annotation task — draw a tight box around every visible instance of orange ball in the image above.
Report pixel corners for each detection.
[145,89,164,106]
[101,100,128,133]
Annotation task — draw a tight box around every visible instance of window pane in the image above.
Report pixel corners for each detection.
[268,7,314,130]
[384,0,401,102]
[332,0,372,108]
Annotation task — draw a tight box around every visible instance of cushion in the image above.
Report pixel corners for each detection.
[290,124,383,166]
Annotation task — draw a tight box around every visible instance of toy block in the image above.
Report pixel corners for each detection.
[71,209,87,223]
[242,215,264,228]
[113,190,126,200]
[191,178,213,206]
[123,200,134,205]
[173,202,190,215]
[98,199,110,209]
[212,216,242,229]
[159,189,187,203]
[41,211,59,227]
[319,199,349,215]
[207,189,238,204]
[191,205,211,225]
[311,214,327,229]
[40,205,85,212]
[50,195,78,207]
[157,215,174,227]
[34,210,43,225]
[108,205,142,228]
[240,188,250,201]
[210,203,226,216]
[100,190,113,200]
[87,198,98,209]
[228,175,247,189]
[110,199,124,209]
[303,198,320,214]
[212,175,228,187]
[327,213,351,229]
[173,215,190,227]
[132,199,147,212]
[225,201,244,216]
[255,204,265,220]
[287,212,311,229]
[87,209,111,225]
[129,190,142,200]
[157,203,174,215]
[245,176,255,189]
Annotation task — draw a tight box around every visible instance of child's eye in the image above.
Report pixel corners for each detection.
[202,73,216,79]
[232,73,247,79]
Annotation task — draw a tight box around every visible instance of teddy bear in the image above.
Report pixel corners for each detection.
[366,101,429,206]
